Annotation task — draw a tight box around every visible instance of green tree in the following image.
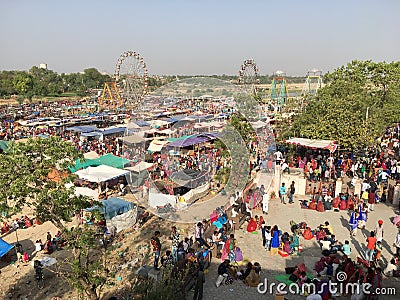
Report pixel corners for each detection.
[279,60,400,150]
[12,71,34,100]
[0,137,108,300]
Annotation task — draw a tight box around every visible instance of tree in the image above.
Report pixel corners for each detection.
[0,137,109,300]
[12,71,34,100]
[279,60,400,150]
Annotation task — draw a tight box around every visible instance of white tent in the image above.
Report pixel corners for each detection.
[75,165,129,183]
[125,161,154,172]
[147,140,169,152]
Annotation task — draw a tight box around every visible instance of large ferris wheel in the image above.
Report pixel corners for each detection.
[238,59,259,95]
[115,50,149,108]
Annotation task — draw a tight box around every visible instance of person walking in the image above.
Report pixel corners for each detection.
[262,192,269,214]
[395,228,400,257]
[150,231,162,270]
[289,181,295,204]
[170,226,180,263]
[365,231,377,262]
[374,220,384,243]
[279,183,287,205]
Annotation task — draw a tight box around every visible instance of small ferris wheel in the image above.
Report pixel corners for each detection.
[115,50,149,108]
[238,59,260,95]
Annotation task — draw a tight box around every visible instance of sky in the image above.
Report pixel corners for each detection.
[0,0,399,76]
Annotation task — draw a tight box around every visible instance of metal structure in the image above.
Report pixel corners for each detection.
[301,69,323,97]
[115,50,149,108]
[99,82,122,109]
[269,70,289,109]
[238,59,259,95]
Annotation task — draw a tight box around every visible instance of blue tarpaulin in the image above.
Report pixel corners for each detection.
[66,125,99,133]
[136,121,150,127]
[101,127,126,135]
[0,238,14,258]
[84,197,134,220]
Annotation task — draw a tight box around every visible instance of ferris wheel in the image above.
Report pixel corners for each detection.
[238,59,259,95]
[115,51,149,108]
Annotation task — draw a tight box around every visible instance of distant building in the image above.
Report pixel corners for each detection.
[39,63,48,69]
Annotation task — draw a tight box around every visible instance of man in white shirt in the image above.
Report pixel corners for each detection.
[320,237,331,251]
[274,150,283,164]
[361,181,371,192]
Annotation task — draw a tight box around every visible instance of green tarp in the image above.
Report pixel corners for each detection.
[70,154,131,172]
[167,135,190,142]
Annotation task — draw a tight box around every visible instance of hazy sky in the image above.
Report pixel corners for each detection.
[1,0,399,76]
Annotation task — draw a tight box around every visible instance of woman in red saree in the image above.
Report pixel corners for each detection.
[247,218,257,233]
[332,196,340,208]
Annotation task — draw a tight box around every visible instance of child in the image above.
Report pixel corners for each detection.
[265,226,272,251]
[375,241,382,263]
[342,240,352,256]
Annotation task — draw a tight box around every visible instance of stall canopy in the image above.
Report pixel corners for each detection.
[125,161,154,172]
[97,153,131,169]
[123,134,145,145]
[70,154,131,172]
[148,140,169,152]
[66,125,99,133]
[0,238,14,258]
[84,197,134,220]
[84,151,100,159]
[136,121,150,127]
[75,165,129,183]
[169,169,208,189]
[168,132,221,148]
[284,138,337,152]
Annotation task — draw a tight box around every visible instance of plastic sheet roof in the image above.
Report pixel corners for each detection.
[66,125,99,133]
[0,238,14,258]
[284,138,337,152]
[84,197,134,219]
[75,165,129,183]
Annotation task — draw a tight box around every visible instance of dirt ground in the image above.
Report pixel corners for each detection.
[0,207,195,300]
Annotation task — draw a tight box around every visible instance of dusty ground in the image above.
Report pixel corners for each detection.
[0,205,195,300]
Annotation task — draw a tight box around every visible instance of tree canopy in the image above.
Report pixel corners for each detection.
[279,60,400,150]
[0,137,109,300]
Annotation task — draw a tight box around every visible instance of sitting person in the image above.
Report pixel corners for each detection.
[308,199,317,210]
[317,200,325,212]
[321,221,334,236]
[339,198,348,210]
[290,234,300,255]
[341,240,352,256]
[332,196,340,208]
[43,240,53,254]
[303,227,314,240]
[1,221,10,234]
[320,237,332,251]
[212,230,224,247]
[239,262,253,281]
[283,240,291,254]
[216,259,230,287]
[24,216,33,228]
[347,197,355,211]
[383,258,398,277]
[246,217,257,233]
[245,262,261,287]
